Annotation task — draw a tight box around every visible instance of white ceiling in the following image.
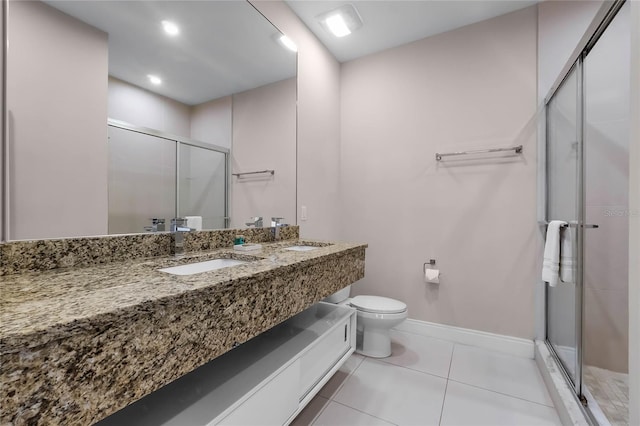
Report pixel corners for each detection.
[285,0,538,63]
[42,1,538,105]
[45,1,297,106]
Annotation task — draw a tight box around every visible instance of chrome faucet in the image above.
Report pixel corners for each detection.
[271,217,287,241]
[144,218,165,233]
[171,218,193,256]
[245,216,263,228]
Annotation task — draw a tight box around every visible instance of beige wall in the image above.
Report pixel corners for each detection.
[251,1,342,240]
[340,7,538,339]
[108,77,191,138]
[7,1,108,240]
[191,96,232,149]
[231,78,296,228]
[109,77,232,149]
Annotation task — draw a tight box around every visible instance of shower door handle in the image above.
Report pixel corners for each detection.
[583,224,599,229]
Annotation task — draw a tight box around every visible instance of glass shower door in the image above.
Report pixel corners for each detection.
[581,2,630,422]
[178,144,228,230]
[108,126,177,234]
[545,63,583,389]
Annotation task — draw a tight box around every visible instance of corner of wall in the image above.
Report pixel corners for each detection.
[249,0,342,241]
[628,2,640,424]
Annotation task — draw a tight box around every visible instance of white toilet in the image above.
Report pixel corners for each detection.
[324,286,408,358]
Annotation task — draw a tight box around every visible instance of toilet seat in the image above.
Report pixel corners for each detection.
[350,295,407,314]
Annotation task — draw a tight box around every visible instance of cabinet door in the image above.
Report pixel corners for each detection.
[299,318,352,399]
[217,359,300,426]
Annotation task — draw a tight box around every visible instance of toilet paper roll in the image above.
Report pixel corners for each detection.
[424,268,440,284]
[185,216,203,231]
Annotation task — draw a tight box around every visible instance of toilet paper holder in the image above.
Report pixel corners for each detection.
[423,259,442,282]
[423,259,436,272]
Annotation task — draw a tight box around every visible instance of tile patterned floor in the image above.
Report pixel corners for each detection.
[293,330,561,426]
[584,365,629,425]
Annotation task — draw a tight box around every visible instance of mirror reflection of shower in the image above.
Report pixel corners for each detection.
[107,122,229,234]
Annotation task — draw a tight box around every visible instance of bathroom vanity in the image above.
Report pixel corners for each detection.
[98,303,356,425]
[0,229,367,425]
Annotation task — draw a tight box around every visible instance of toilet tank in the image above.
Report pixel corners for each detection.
[322,285,351,304]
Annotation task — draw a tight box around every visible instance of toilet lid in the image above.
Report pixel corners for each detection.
[350,295,407,314]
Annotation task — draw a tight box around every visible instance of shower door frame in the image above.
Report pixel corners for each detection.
[542,0,628,419]
[544,58,585,399]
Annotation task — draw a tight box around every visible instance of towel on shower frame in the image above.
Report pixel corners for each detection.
[542,220,567,287]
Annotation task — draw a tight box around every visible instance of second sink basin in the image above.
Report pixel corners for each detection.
[284,245,319,252]
[159,259,248,276]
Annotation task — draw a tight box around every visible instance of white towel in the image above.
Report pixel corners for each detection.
[560,226,574,283]
[542,220,567,287]
[185,216,203,231]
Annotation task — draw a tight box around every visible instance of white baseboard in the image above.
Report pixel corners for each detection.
[394,318,535,359]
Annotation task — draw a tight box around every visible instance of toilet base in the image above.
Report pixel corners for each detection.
[356,326,393,358]
[354,310,407,358]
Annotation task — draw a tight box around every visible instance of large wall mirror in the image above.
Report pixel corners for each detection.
[4,0,297,240]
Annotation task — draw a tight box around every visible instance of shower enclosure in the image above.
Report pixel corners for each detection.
[544,1,630,424]
[108,120,229,234]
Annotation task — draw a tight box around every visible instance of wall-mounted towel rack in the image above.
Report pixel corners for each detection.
[232,169,275,178]
[435,145,523,161]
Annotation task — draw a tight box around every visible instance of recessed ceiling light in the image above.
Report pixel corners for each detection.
[147,74,162,85]
[317,4,363,38]
[161,20,180,36]
[278,34,298,52]
[325,14,351,37]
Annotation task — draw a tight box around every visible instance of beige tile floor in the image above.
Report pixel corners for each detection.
[293,330,561,426]
[584,365,629,426]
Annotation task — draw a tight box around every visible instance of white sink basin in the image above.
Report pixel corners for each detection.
[159,259,248,276]
[284,245,319,252]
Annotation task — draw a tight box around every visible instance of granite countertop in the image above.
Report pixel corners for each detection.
[0,239,366,352]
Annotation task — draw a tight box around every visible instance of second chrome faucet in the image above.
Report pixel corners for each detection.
[245,217,263,228]
[171,218,193,256]
[271,217,287,240]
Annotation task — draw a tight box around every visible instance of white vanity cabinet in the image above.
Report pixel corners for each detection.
[98,302,356,426]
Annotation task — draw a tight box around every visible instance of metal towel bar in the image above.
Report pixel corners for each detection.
[232,169,275,178]
[540,221,599,229]
[435,145,523,161]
